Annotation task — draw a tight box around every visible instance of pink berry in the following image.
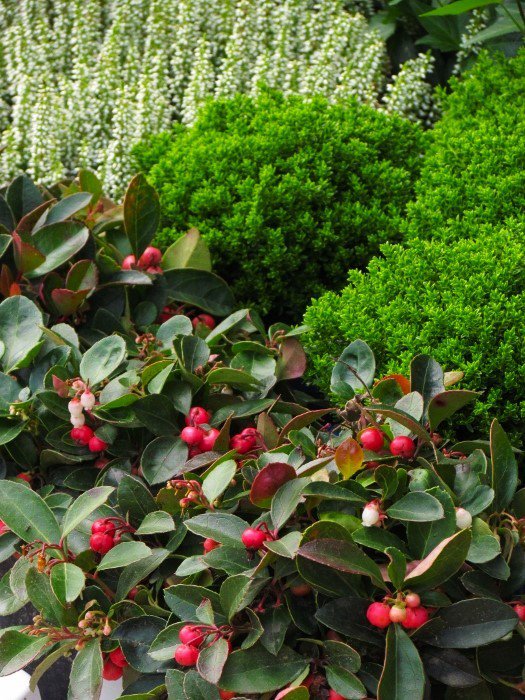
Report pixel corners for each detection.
[366,602,391,629]
[70,425,94,445]
[174,643,199,666]
[0,520,9,535]
[390,435,416,459]
[178,625,202,647]
[203,538,220,553]
[88,435,108,453]
[90,533,115,555]
[241,528,268,549]
[17,473,32,483]
[513,603,525,621]
[103,659,123,680]
[91,519,116,536]
[185,407,212,427]
[138,246,162,268]
[109,647,128,668]
[328,691,346,700]
[121,254,136,270]
[219,692,236,700]
[230,430,259,454]
[192,314,215,330]
[405,593,421,609]
[128,587,138,600]
[200,428,220,452]
[360,428,384,452]
[389,605,407,623]
[180,426,205,446]
[402,606,429,629]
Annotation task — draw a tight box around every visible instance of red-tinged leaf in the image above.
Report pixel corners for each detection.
[381,374,410,395]
[428,390,480,432]
[9,283,21,296]
[66,259,98,291]
[257,412,280,450]
[278,409,333,445]
[276,337,307,380]
[335,437,364,478]
[52,374,69,398]
[404,529,471,591]
[15,199,54,236]
[250,462,297,507]
[51,288,90,316]
[0,265,13,297]
[12,232,45,274]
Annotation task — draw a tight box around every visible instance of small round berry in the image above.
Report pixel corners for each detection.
[362,503,381,527]
[174,643,200,666]
[128,587,138,600]
[219,692,236,700]
[180,426,205,446]
[68,398,83,417]
[230,432,258,454]
[80,390,96,410]
[404,593,421,609]
[360,428,384,453]
[0,519,9,535]
[178,625,202,646]
[390,435,416,459]
[103,659,123,681]
[70,425,94,445]
[90,533,115,555]
[192,314,215,330]
[513,603,525,621]
[16,473,32,483]
[328,691,346,700]
[70,413,86,428]
[94,457,109,470]
[138,246,162,268]
[203,538,220,553]
[88,436,108,453]
[366,602,391,628]
[402,606,429,629]
[121,254,136,270]
[146,265,163,274]
[185,406,212,427]
[290,583,311,597]
[200,428,220,452]
[109,647,128,668]
[241,528,268,549]
[91,519,116,536]
[455,507,473,529]
[389,605,407,623]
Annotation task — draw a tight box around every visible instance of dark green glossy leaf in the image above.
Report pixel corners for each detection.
[377,625,425,700]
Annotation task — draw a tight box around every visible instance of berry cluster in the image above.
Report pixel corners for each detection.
[103,646,129,681]
[89,518,133,555]
[174,624,232,668]
[360,427,416,459]
[367,593,429,629]
[180,406,219,456]
[230,427,263,455]
[121,246,162,274]
[67,382,108,453]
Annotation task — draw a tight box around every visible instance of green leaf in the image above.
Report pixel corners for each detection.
[220,575,268,621]
[61,486,114,538]
[324,640,361,673]
[184,669,220,699]
[366,405,431,443]
[202,460,237,504]
[46,192,92,225]
[161,228,211,271]
[409,355,445,416]
[112,616,167,673]
[206,367,260,389]
[0,631,47,677]
[386,491,445,522]
[428,390,480,432]
[141,437,188,485]
[184,513,249,548]
[297,538,385,589]
[6,174,43,221]
[166,669,185,700]
[205,309,250,347]
[197,637,229,685]
[97,541,152,571]
[377,625,425,700]
[271,477,310,530]
[164,585,225,623]
[0,418,27,446]
[124,173,160,257]
[0,194,15,232]
[331,340,375,399]
[220,644,307,694]
[136,511,175,536]
[466,518,500,564]
[116,548,170,601]
[490,419,518,512]
[133,394,179,435]
[326,666,367,699]
[117,475,158,526]
[164,269,234,316]
[422,648,481,688]
[26,222,90,277]
[405,529,472,591]
[50,563,85,604]
[407,487,456,558]
[0,296,43,372]
[316,597,385,647]
[80,335,126,386]
[0,480,60,543]
[67,638,102,700]
[386,547,406,591]
[389,392,423,437]
[26,568,73,626]
[422,0,501,16]
[428,599,518,648]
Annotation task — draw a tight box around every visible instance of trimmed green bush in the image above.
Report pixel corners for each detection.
[135,91,424,320]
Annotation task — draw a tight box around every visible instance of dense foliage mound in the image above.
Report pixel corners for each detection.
[136,92,424,320]
[304,50,525,439]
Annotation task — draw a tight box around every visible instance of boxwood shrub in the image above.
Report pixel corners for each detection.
[135,91,424,320]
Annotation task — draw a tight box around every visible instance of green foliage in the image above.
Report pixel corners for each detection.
[135,91,424,320]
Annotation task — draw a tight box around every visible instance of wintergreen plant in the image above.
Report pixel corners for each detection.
[0,0,435,196]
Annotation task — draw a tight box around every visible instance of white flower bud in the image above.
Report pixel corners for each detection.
[70,414,85,428]
[455,507,472,529]
[362,503,381,527]
[68,398,83,417]
[80,390,96,410]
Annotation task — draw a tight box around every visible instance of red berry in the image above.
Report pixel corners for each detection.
[128,587,138,600]
[121,254,136,270]
[390,435,416,459]
[174,643,200,666]
[16,472,32,483]
[103,659,123,681]
[360,428,384,453]
[203,538,220,553]
[200,428,220,452]
[513,603,525,621]
[402,606,429,629]
[89,533,115,555]
[0,520,9,535]
[192,314,215,330]
[180,426,205,446]
[88,435,108,453]
[389,605,407,623]
[405,593,421,609]
[94,457,109,470]
[230,432,258,454]
[366,602,391,628]
[219,692,236,700]
[138,246,162,268]
[328,691,346,700]
[91,519,116,536]
[241,528,268,549]
[178,625,202,647]
[109,647,128,668]
[185,406,212,427]
[290,583,311,597]
[70,425,94,445]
